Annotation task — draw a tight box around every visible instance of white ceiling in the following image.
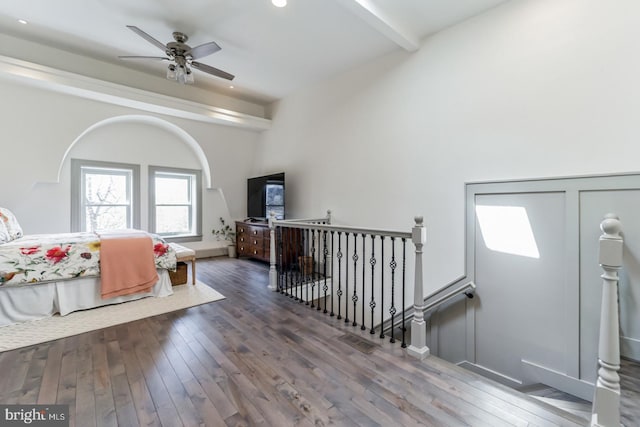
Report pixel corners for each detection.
[0,0,508,105]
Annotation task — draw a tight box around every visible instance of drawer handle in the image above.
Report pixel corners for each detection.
[240,237,244,242]
[253,250,257,254]
[253,240,258,244]
[240,228,244,232]
[253,230,258,235]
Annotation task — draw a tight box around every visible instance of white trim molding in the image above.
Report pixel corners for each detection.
[0,55,271,132]
[57,115,215,188]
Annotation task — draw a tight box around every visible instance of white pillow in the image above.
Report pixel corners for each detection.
[0,208,23,240]
[0,219,10,244]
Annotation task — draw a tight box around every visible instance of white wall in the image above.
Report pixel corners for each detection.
[255,0,640,292]
[0,78,260,248]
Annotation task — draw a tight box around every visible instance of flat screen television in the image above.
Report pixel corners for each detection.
[247,172,285,220]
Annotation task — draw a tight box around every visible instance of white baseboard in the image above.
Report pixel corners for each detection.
[521,359,594,402]
[458,360,595,403]
[195,247,229,258]
[621,336,640,361]
[456,361,523,388]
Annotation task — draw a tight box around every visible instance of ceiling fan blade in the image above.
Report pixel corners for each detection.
[126,25,167,52]
[191,61,235,81]
[187,41,221,60]
[118,55,169,61]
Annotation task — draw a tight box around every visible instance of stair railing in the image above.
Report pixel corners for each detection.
[269,211,430,358]
[268,210,332,292]
[591,213,623,427]
[379,280,475,335]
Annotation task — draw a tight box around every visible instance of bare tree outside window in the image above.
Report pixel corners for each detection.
[71,160,139,233]
[84,172,130,232]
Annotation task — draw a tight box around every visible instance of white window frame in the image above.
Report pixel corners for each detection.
[149,166,202,242]
[71,159,140,232]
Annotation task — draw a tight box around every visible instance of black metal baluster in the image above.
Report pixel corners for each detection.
[304,228,310,305]
[401,237,407,348]
[276,226,282,292]
[361,233,366,330]
[330,231,335,317]
[323,230,328,313]
[336,231,343,320]
[389,237,397,343]
[300,228,311,304]
[288,228,294,297]
[379,236,385,339]
[285,227,291,296]
[369,234,376,335]
[310,229,316,308]
[295,227,304,300]
[344,233,349,324]
[352,232,358,327]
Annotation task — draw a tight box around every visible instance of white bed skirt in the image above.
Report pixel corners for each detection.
[0,270,173,327]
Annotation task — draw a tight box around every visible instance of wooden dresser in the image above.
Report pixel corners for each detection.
[236,220,271,262]
[235,220,302,265]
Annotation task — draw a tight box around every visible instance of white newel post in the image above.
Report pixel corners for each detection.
[268,211,278,291]
[591,214,622,427]
[407,216,430,360]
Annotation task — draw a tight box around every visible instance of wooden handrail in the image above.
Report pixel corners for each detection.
[423,281,475,312]
[273,220,412,240]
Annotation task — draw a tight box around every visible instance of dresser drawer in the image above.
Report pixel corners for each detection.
[235,221,277,263]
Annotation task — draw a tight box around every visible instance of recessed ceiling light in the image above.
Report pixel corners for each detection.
[18,19,27,25]
[272,0,287,7]
[229,85,234,89]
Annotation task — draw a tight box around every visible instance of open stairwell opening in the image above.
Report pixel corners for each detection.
[264,201,639,426]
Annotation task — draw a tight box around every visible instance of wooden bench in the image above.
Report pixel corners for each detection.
[169,243,196,285]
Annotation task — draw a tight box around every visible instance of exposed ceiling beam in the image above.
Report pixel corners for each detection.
[335,0,420,51]
[0,55,271,132]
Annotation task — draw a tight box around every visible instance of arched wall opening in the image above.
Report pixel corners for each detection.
[57,115,213,188]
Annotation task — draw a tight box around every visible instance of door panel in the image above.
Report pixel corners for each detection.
[474,192,566,382]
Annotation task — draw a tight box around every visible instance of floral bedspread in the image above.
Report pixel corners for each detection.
[0,231,176,287]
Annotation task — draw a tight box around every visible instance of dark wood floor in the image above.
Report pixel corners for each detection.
[0,257,604,426]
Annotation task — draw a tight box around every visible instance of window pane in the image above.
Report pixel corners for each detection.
[156,176,190,204]
[156,206,190,234]
[267,205,285,220]
[266,184,284,205]
[85,206,128,232]
[85,172,129,204]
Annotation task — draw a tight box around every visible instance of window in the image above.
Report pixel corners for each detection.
[71,160,140,232]
[265,183,285,220]
[149,166,202,241]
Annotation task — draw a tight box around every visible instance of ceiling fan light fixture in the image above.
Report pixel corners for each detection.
[173,65,194,85]
[123,26,233,83]
[166,64,176,80]
[185,69,194,84]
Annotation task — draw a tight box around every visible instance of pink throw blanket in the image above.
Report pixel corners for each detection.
[98,230,159,299]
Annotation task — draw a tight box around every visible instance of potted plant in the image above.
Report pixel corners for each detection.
[213,217,237,258]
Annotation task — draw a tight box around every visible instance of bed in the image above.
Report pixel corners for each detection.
[0,208,177,327]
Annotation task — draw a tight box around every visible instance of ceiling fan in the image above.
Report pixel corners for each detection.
[118,25,234,84]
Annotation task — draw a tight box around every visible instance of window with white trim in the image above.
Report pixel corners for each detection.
[71,159,140,232]
[149,166,202,241]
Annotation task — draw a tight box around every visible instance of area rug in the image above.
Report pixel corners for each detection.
[0,281,224,352]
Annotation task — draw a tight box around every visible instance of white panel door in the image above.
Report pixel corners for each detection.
[474,192,567,383]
